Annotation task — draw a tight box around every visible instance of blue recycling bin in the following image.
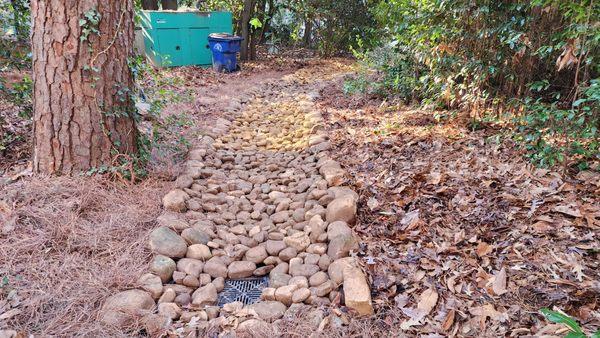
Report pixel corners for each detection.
[207,33,243,72]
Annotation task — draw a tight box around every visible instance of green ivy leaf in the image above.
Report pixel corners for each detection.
[540,308,584,334]
[250,17,263,29]
[564,333,586,338]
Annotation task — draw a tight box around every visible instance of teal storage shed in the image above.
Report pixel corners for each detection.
[140,11,233,67]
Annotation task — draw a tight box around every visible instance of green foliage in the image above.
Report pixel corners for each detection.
[127,56,195,177]
[250,17,262,30]
[540,308,600,338]
[350,0,600,171]
[0,0,31,69]
[79,8,101,44]
[0,0,29,41]
[0,75,32,118]
[517,80,599,169]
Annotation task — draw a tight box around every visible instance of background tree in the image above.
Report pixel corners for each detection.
[31,0,138,174]
[239,0,254,60]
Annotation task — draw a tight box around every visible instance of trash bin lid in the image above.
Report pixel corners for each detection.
[208,33,243,41]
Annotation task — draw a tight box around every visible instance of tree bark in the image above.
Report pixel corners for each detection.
[161,0,178,10]
[259,0,275,44]
[141,0,159,10]
[31,0,138,175]
[249,0,266,60]
[303,15,313,47]
[240,0,255,61]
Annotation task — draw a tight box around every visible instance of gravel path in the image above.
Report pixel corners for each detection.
[100,63,373,336]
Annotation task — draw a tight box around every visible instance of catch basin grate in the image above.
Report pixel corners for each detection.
[217,277,269,306]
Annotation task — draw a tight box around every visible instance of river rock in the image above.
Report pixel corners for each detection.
[248,301,287,322]
[151,255,176,282]
[265,240,286,256]
[163,189,189,212]
[343,264,373,315]
[203,257,228,278]
[192,283,218,306]
[100,289,155,327]
[325,195,357,225]
[244,245,268,264]
[187,244,212,260]
[177,258,204,277]
[137,273,163,299]
[284,232,310,252]
[149,227,188,258]
[181,228,211,245]
[228,261,256,278]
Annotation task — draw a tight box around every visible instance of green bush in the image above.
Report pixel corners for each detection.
[348,0,600,170]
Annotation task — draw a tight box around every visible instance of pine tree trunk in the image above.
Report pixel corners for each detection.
[31,0,138,174]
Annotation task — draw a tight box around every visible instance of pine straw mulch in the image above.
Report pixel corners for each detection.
[317,83,600,337]
[0,176,171,336]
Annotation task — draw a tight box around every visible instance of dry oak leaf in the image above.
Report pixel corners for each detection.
[476,242,493,257]
[417,288,439,315]
[491,267,508,296]
[553,204,583,218]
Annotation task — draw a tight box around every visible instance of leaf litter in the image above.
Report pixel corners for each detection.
[317,80,600,336]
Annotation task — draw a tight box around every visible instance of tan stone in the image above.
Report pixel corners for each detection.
[228,261,256,278]
[284,232,310,252]
[265,240,286,255]
[244,245,268,264]
[309,271,329,287]
[186,244,212,260]
[275,284,298,306]
[176,258,204,277]
[288,276,309,289]
[315,280,335,297]
[261,287,276,301]
[326,195,357,225]
[100,289,155,327]
[308,215,327,243]
[248,301,287,322]
[292,288,311,303]
[158,288,176,303]
[343,264,373,315]
[203,257,228,278]
[137,273,163,299]
[163,189,189,212]
[192,283,218,306]
[158,302,182,319]
[278,247,297,262]
[327,257,355,285]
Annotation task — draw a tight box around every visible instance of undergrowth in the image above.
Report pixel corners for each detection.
[345,0,599,172]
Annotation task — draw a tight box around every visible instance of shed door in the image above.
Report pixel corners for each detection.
[188,28,211,65]
[156,29,185,66]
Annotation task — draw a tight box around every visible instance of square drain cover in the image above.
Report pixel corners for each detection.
[217,277,269,306]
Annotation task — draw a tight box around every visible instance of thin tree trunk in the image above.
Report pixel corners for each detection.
[303,15,313,47]
[240,0,255,61]
[141,0,159,10]
[31,0,138,174]
[249,0,266,60]
[161,0,178,10]
[259,0,274,44]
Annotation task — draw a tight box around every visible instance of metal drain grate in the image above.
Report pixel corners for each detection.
[217,277,269,306]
